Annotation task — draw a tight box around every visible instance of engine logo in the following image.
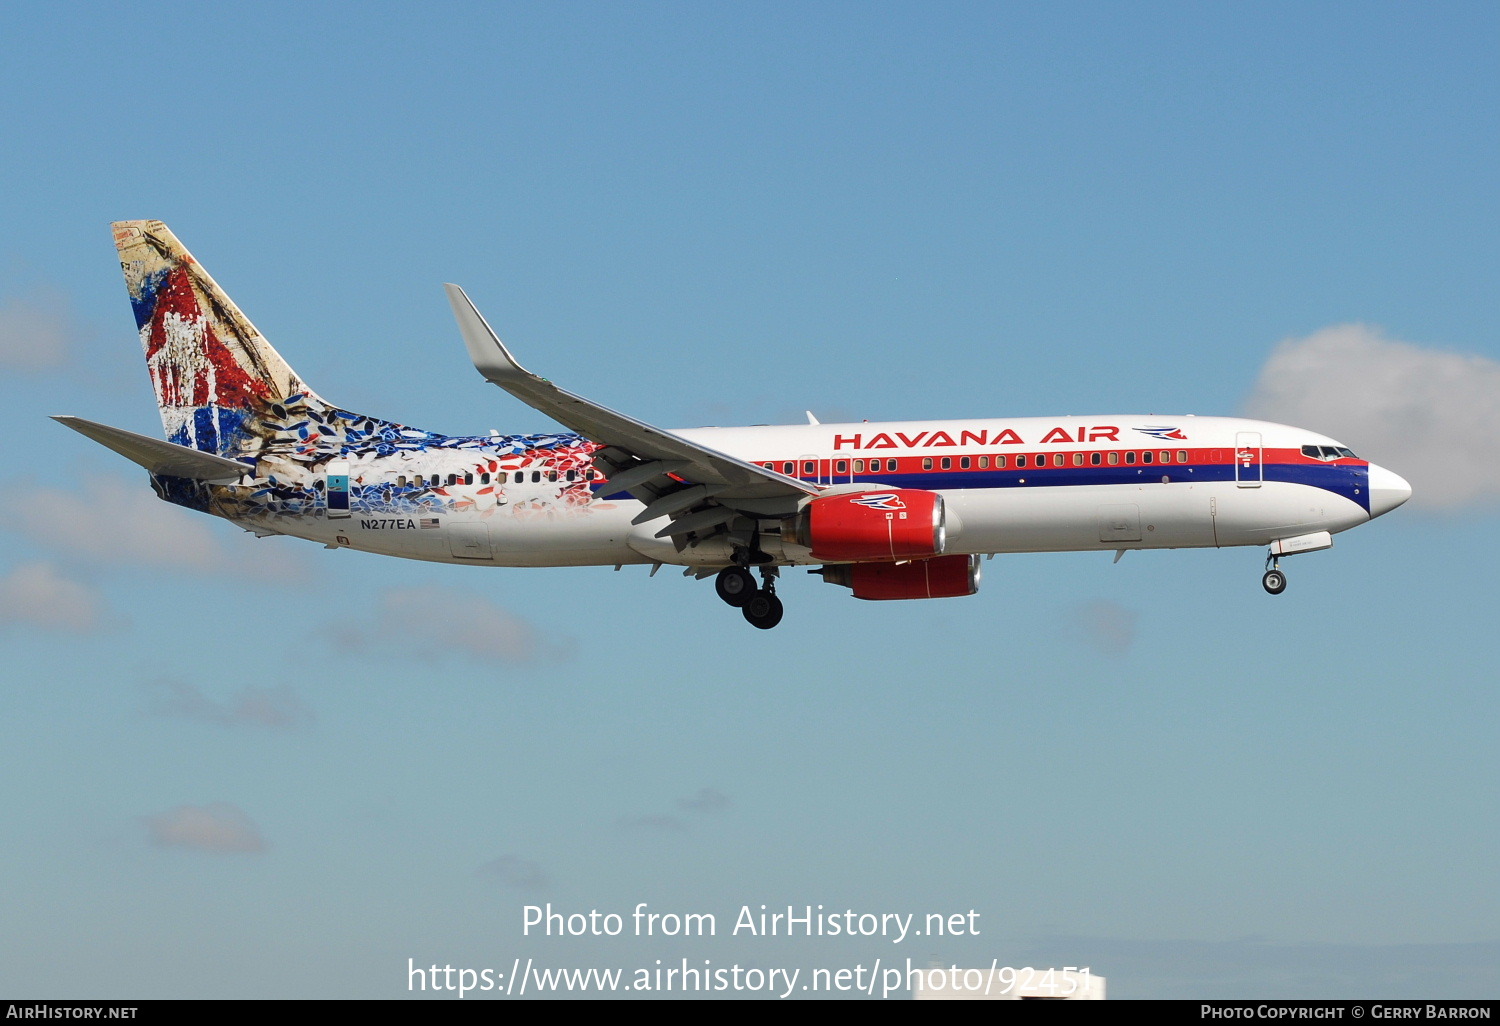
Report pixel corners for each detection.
[850,493,907,511]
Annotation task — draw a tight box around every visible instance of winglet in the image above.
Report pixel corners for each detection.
[444,283,534,386]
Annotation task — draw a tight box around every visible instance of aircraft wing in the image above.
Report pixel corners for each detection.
[446,285,817,538]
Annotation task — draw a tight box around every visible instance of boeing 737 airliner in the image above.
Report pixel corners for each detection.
[56,221,1411,628]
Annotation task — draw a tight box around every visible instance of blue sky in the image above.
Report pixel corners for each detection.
[1,0,1496,1000]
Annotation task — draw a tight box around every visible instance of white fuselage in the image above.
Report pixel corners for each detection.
[205,414,1391,569]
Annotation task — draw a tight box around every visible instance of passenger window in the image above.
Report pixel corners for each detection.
[1053,454,1064,467]
[566,470,576,482]
[960,456,971,470]
[1016,455,1027,468]
[995,455,1006,469]
[1125,452,1136,465]
[872,459,884,472]
[480,473,490,485]
[1090,452,1101,466]
[1178,450,1188,463]
[923,457,933,470]
[464,473,474,485]
[854,460,865,473]
[1159,451,1170,464]
[940,457,952,470]
[763,463,774,470]
[532,471,541,483]
[1142,452,1153,465]
[1072,453,1084,466]
[979,456,989,469]
[803,461,815,475]
[836,460,848,474]
[397,475,408,487]
[782,462,794,475]
[1107,452,1119,465]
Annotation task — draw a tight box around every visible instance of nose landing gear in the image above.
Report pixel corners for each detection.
[1262,553,1287,595]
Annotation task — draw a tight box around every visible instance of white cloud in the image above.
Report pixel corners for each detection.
[325,584,558,663]
[616,814,686,833]
[0,561,112,633]
[677,787,732,814]
[1068,599,1138,657]
[142,803,266,854]
[145,679,312,729]
[477,855,549,891]
[0,286,77,371]
[0,475,306,578]
[1244,324,1500,510]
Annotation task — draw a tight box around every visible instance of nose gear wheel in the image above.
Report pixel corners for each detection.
[1262,552,1287,595]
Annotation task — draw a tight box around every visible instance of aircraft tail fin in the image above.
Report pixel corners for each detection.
[112,220,329,455]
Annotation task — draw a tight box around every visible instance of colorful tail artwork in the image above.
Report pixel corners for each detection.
[113,220,326,455]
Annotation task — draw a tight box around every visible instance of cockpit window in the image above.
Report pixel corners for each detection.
[1303,444,1358,461]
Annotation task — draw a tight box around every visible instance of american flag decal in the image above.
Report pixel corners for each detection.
[420,518,440,529]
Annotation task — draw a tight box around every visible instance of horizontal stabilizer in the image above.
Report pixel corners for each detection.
[52,416,252,483]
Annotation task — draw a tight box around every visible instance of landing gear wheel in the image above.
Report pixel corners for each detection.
[742,591,784,630]
[1262,569,1287,595]
[715,566,756,607]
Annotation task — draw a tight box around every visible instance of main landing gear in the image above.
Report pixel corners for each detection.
[1262,552,1287,595]
[715,566,756,606]
[715,565,784,629]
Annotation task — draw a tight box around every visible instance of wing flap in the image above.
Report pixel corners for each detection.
[654,506,739,538]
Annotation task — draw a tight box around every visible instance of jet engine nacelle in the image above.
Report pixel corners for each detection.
[782,489,946,562]
[816,553,982,601]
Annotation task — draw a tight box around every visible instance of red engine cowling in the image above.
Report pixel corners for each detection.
[782,489,945,562]
[817,554,982,601]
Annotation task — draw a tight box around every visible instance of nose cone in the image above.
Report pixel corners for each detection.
[1367,464,1412,518]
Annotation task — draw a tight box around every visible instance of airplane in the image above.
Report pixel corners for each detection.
[55,220,1412,629]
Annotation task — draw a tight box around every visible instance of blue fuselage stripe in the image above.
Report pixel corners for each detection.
[601,462,1370,512]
